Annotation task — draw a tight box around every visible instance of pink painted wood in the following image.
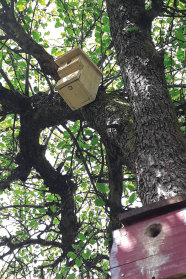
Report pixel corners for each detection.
[110,207,186,279]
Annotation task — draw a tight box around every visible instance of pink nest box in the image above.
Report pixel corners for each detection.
[110,196,186,279]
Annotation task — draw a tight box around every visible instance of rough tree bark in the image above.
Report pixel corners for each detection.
[106,0,186,204]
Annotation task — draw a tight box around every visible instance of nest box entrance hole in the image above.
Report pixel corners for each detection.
[145,223,162,238]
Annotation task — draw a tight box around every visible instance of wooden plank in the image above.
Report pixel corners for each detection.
[114,255,186,279]
[119,195,186,226]
[55,46,102,76]
[162,274,186,279]
[57,56,83,79]
[55,47,102,110]
[57,79,95,111]
[110,208,186,279]
[55,71,81,91]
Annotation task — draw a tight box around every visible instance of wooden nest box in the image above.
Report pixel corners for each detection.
[110,196,186,279]
[55,47,102,110]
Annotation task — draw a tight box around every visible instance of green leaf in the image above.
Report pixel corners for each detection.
[16,0,26,11]
[13,201,19,206]
[46,194,54,202]
[102,16,109,24]
[102,24,110,33]
[175,28,184,41]
[126,26,138,33]
[79,240,84,247]
[39,208,46,214]
[39,0,45,5]
[63,131,69,138]
[91,136,98,145]
[61,267,69,276]
[66,28,74,36]
[57,142,65,148]
[176,48,184,61]
[55,19,62,28]
[72,244,79,250]
[70,2,77,7]
[75,258,82,267]
[18,61,27,68]
[14,189,24,195]
[96,183,108,193]
[67,251,77,259]
[29,220,38,229]
[95,198,105,206]
[75,195,83,202]
[128,193,136,204]
[0,58,3,68]
[50,205,56,213]
[85,130,93,136]
[78,233,86,241]
[164,55,171,66]
[67,275,75,279]
[53,217,59,225]
[41,250,44,256]
[127,183,136,191]
[82,252,88,260]
[85,249,91,258]
[32,31,41,42]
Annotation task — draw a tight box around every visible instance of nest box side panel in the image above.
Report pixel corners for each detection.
[79,57,102,98]
[80,67,102,98]
[110,208,186,279]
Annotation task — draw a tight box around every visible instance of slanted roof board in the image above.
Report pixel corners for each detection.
[120,195,186,226]
[55,46,102,76]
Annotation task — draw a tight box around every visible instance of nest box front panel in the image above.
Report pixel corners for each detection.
[110,208,186,279]
[57,56,83,79]
[58,79,93,111]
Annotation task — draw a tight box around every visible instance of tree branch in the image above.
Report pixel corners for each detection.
[168,84,186,88]
[0,69,15,91]
[149,0,163,19]
[0,84,31,114]
[17,109,79,253]
[0,84,135,175]
[81,92,136,171]
[0,236,62,260]
[0,162,32,191]
[0,8,59,81]
[0,0,10,10]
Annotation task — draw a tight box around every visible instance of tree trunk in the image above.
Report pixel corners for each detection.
[106,0,186,204]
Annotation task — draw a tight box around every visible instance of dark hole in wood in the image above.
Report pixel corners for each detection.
[67,59,72,64]
[67,85,73,91]
[145,223,162,238]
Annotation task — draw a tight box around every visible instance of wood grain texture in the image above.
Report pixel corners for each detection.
[119,195,186,226]
[55,46,102,75]
[55,47,102,110]
[110,208,186,279]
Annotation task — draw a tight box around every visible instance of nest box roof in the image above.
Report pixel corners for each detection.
[55,46,102,76]
[120,195,186,226]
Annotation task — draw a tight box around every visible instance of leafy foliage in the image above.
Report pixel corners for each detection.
[0,0,185,278]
